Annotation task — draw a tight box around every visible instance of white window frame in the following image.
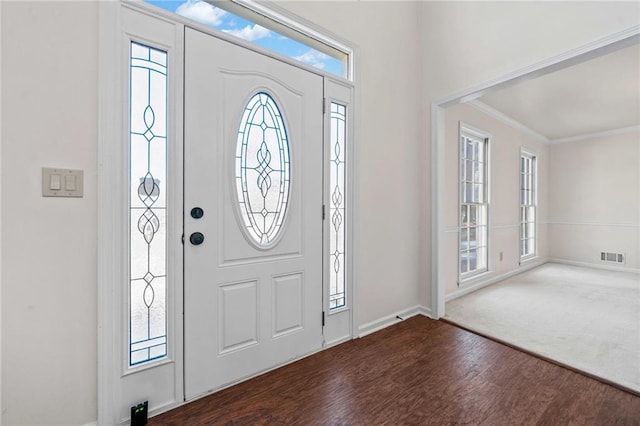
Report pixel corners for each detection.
[520,149,537,262]
[98,1,358,424]
[458,123,490,283]
[207,0,353,79]
[141,0,355,82]
[322,79,354,347]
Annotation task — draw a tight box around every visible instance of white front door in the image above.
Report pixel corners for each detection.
[184,28,324,399]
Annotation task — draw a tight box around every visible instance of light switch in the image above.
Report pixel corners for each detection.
[42,167,84,197]
[65,175,76,191]
[50,174,62,190]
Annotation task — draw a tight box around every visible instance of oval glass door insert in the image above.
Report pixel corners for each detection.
[236,92,291,246]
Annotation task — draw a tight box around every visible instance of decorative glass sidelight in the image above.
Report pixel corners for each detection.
[129,42,167,366]
[329,103,346,310]
[236,92,291,246]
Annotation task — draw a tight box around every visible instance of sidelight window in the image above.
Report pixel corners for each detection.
[129,42,168,366]
[329,102,347,310]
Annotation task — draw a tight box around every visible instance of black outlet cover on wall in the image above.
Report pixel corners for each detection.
[131,401,148,426]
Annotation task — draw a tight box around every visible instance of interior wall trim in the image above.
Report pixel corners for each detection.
[444,223,521,234]
[358,305,433,338]
[548,258,640,274]
[468,100,549,144]
[492,224,520,230]
[550,125,640,144]
[546,221,640,228]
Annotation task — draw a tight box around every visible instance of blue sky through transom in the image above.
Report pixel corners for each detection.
[146,0,344,77]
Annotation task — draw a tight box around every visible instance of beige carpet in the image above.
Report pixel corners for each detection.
[445,263,640,393]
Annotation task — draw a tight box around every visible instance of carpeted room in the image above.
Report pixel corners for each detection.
[440,41,640,394]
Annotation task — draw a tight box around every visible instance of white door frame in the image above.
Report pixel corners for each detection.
[430,25,640,318]
[98,1,358,424]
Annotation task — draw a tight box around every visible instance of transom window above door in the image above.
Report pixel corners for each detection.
[145,0,348,78]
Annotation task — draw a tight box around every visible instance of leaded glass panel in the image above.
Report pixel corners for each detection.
[236,92,291,246]
[329,103,346,310]
[129,42,167,366]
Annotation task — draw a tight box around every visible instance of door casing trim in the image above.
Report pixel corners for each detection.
[98,2,358,424]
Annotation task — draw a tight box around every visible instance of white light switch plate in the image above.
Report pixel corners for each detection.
[42,167,84,197]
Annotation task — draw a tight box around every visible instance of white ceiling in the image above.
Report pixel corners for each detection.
[478,43,640,141]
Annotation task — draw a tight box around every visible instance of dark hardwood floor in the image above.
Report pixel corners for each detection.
[152,316,640,425]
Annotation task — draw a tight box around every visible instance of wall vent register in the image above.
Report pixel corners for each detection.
[601,252,625,264]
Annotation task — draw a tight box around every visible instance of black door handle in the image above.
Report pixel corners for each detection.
[190,232,205,245]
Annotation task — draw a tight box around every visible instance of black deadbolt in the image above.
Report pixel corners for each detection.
[190,207,204,219]
[189,232,205,245]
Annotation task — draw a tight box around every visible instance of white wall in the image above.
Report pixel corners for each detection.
[419,1,640,307]
[1,2,98,425]
[442,103,548,296]
[548,130,640,270]
[275,1,423,325]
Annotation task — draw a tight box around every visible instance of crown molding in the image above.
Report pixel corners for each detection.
[550,125,640,144]
[468,100,550,144]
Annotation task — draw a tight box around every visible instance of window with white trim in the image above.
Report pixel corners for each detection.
[145,0,348,78]
[459,127,489,279]
[520,152,537,260]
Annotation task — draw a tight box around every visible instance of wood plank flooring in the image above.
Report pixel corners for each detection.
[152,316,640,425]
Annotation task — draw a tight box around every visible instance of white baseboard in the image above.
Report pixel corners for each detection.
[446,258,549,302]
[358,305,432,338]
[416,305,433,319]
[82,422,98,426]
[548,258,640,274]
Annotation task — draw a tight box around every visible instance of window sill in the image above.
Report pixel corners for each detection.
[458,269,491,287]
[328,305,349,316]
[519,255,537,265]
